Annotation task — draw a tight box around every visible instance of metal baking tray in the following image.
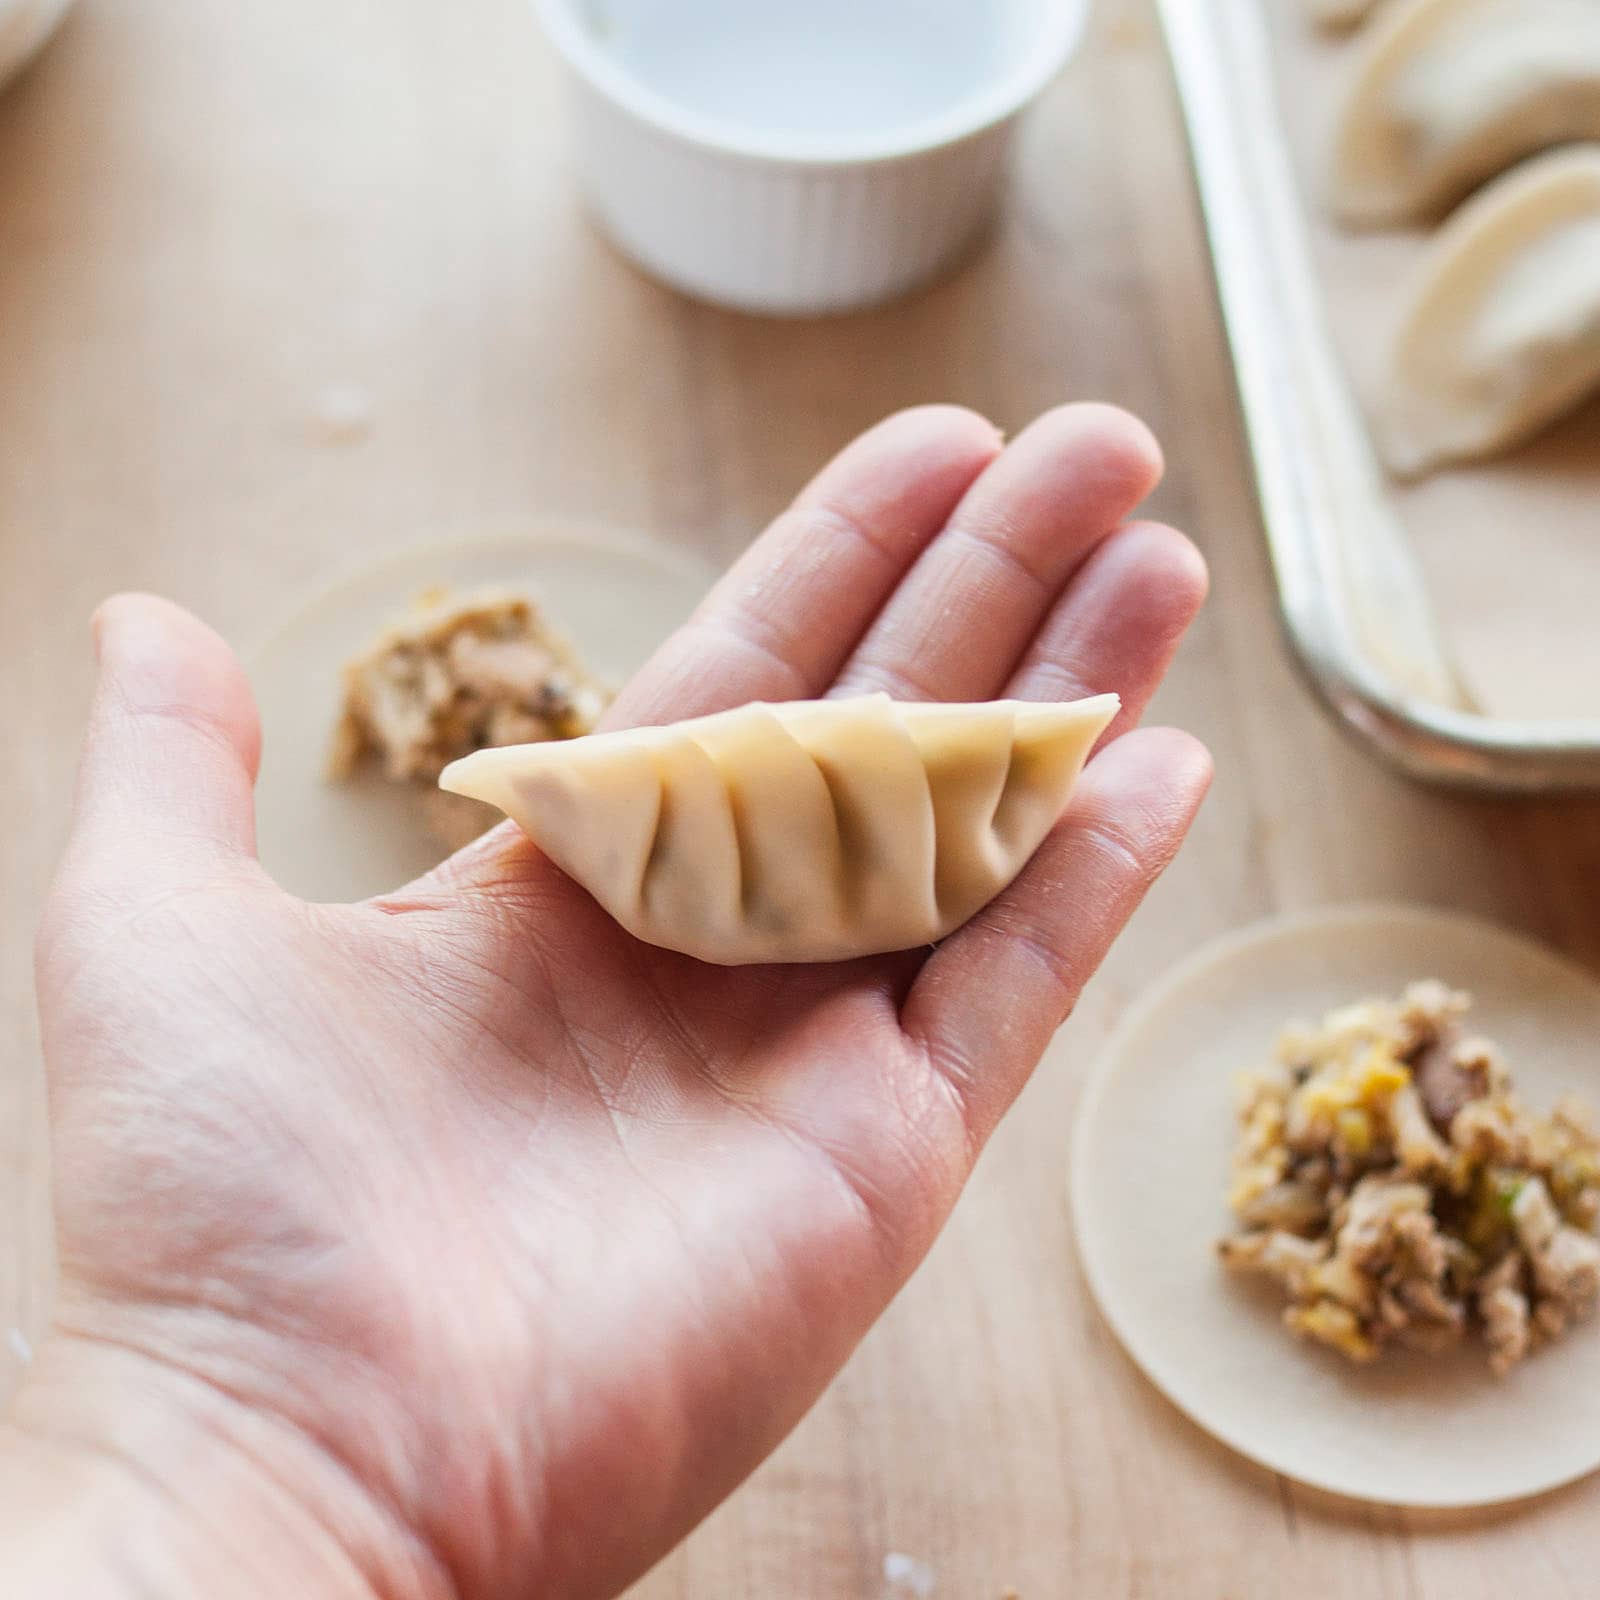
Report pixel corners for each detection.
[1156,0,1600,793]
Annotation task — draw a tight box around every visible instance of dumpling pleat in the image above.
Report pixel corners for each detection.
[688,705,846,954]
[990,703,1109,860]
[897,702,1015,928]
[638,733,743,957]
[447,739,664,925]
[783,695,940,949]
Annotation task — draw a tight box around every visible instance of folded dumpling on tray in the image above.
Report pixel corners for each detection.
[440,692,1119,965]
[1331,0,1600,228]
[1380,145,1600,474]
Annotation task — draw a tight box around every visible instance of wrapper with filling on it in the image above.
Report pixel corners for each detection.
[330,587,611,849]
[1219,982,1600,1373]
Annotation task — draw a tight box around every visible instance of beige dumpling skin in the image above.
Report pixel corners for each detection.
[1332,0,1600,227]
[1380,145,1600,474]
[440,692,1119,966]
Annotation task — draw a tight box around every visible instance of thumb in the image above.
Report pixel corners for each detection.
[71,593,262,865]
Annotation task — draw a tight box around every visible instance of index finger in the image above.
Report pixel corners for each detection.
[903,727,1213,1145]
[604,405,1003,729]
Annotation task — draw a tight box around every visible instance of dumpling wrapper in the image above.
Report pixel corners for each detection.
[1070,904,1600,1508]
[1332,0,1600,227]
[440,692,1118,966]
[249,530,714,902]
[1379,144,1600,475]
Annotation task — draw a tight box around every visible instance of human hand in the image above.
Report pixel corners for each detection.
[5,404,1209,1600]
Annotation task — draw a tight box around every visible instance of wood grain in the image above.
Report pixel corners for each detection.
[2,0,1598,1595]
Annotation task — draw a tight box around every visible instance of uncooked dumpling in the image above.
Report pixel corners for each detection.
[440,692,1118,965]
[1380,145,1600,474]
[1332,0,1600,227]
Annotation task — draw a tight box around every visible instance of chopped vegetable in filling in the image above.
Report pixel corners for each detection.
[1218,982,1600,1373]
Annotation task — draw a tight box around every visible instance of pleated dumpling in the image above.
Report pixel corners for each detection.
[1379,145,1600,474]
[1332,0,1600,227]
[440,692,1118,966]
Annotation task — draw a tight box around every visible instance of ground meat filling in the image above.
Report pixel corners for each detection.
[1218,982,1600,1373]
[330,587,610,848]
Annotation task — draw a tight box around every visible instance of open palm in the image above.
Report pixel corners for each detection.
[25,404,1209,1600]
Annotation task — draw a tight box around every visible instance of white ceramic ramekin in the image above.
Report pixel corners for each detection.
[531,0,1090,316]
[0,0,74,91]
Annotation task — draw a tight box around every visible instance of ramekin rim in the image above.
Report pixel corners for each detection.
[529,0,1092,167]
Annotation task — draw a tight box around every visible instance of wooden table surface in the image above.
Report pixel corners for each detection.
[5,1,1600,1594]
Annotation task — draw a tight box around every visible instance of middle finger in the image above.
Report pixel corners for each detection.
[828,402,1163,703]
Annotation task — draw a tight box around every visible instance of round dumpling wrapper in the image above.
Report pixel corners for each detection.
[251,528,714,901]
[1071,903,1600,1508]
